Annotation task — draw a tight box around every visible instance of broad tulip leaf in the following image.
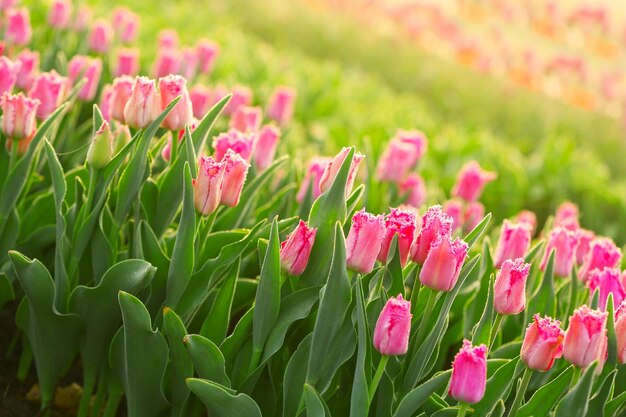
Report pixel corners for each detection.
[464,213,491,251]
[604,390,626,417]
[200,259,240,345]
[0,273,15,309]
[587,370,616,417]
[183,334,230,386]
[191,94,231,153]
[162,307,194,416]
[221,307,254,367]
[517,366,574,417]
[393,371,451,417]
[472,358,523,417]
[186,378,261,417]
[283,334,313,417]
[350,279,371,417]
[471,275,494,346]
[525,250,556,325]
[555,362,598,417]
[304,384,330,417]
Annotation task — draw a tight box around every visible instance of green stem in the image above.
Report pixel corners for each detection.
[415,288,436,344]
[409,266,421,316]
[369,355,390,403]
[457,402,469,417]
[570,366,582,387]
[489,314,505,350]
[170,130,179,165]
[76,376,95,417]
[102,393,122,417]
[508,366,533,417]
[91,372,108,417]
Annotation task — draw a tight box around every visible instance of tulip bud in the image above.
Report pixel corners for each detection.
[196,39,220,74]
[5,8,32,46]
[563,305,607,368]
[410,205,453,265]
[28,70,67,120]
[110,76,134,124]
[280,220,317,276]
[88,19,114,54]
[346,209,386,274]
[158,29,179,49]
[193,156,225,216]
[1,92,40,139]
[540,227,578,278]
[230,106,262,132]
[493,220,532,268]
[190,85,212,119]
[615,301,626,364]
[0,0,17,11]
[73,6,91,31]
[15,50,39,91]
[451,160,497,202]
[494,258,531,315]
[113,124,131,154]
[68,56,102,101]
[376,131,427,182]
[86,121,113,169]
[159,75,193,131]
[575,229,595,266]
[373,294,412,355]
[123,76,161,129]
[153,47,181,79]
[48,0,72,29]
[180,47,198,82]
[378,208,418,266]
[212,129,255,162]
[114,48,140,77]
[516,210,537,235]
[296,157,331,203]
[224,85,252,115]
[219,149,249,207]
[399,173,426,208]
[554,201,580,231]
[578,237,622,282]
[99,84,113,122]
[112,7,139,44]
[420,235,468,292]
[253,125,280,171]
[318,147,364,198]
[521,314,565,371]
[448,340,488,404]
[463,201,485,234]
[0,57,21,96]
[266,86,296,126]
[587,267,626,311]
[443,199,464,233]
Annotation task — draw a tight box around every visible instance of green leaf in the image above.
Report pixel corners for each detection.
[163,308,194,416]
[471,275,494,346]
[113,292,169,417]
[10,251,81,408]
[587,370,616,417]
[525,240,545,263]
[555,362,598,417]
[464,213,492,251]
[350,278,370,417]
[605,294,618,369]
[187,378,262,417]
[0,273,15,309]
[393,371,451,417]
[604,390,626,417]
[385,236,405,297]
[304,384,330,417]
[166,163,196,309]
[525,250,556,325]
[137,221,171,317]
[221,307,254,366]
[183,334,230,386]
[283,334,313,417]
[200,259,240,345]
[472,358,522,417]
[252,218,282,366]
[517,366,574,417]
[191,94,231,153]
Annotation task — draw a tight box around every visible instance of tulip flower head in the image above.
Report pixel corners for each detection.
[443,199,464,233]
[88,19,114,54]
[212,129,255,162]
[73,5,91,31]
[540,227,578,278]
[554,201,580,231]
[587,267,626,311]
[123,76,161,129]
[378,208,418,266]
[0,56,21,96]
[99,84,113,122]
[158,29,179,49]
[563,305,607,368]
[253,125,280,171]
[68,56,102,101]
[196,39,220,74]
[48,0,72,29]
[266,86,296,126]
[318,147,364,198]
[230,106,262,133]
[1,92,40,139]
[6,8,32,45]
[411,205,453,265]
[190,85,213,119]
[112,7,139,44]
[521,314,565,371]
[575,229,595,266]
[110,76,134,124]
[448,340,488,404]
[373,294,412,356]
[516,210,537,235]
[296,157,331,203]
[463,201,485,234]
[28,70,67,120]
[193,156,225,216]
[419,235,468,292]
[399,173,426,208]
[159,75,193,131]
[615,301,626,364]
[578,237,622,282]
[219,149,250,207]
[115,48,140,77]
[15,50,39,91]
[346,209,386,274]
[224,85,252,115]
[153,48,181,79]
[280,220,317,276]
[376,130,427,182]
[494,258,531,315]
[493,220,532,268]
[451,161,496,202]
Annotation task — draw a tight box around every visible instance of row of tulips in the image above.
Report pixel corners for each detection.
[1,1,626,417]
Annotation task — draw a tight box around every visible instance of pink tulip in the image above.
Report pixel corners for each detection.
[72,5,91,31]
[346,209,386,274]
[451,161,497,202]
[521,314,565,371]
[266,86,296,126]
[373,294,412,356]
[158,29,179,49]
[280,220,317,276]
[193,156,225,216]
[28,70,66,120]
[180,47,198,82]
[48,0,72,29]
[448,340,488,404]
[99,84,113,122]
[587,267,626,311]
[376,131,427,182]
[493,220,532,268]
[540,227,578,278]
[0,56,21,96]
[196,39,220,74]
[5,8,32,46]
[378,208,418,266]
[578,238,622,282]
[109,76,134,124]
[68,56,102,101]
[410,205,453,265]
[563,305,607,368]
[463,201,485,234]
[615,301,626,364]
[15,50,39,91]
[443,199,464,233]
[153,48,181,79]
[212,129,254,162]
[114,48,140,77]
[516,210,537,235]
[123,76,161,129]
[224,85,252,115]
[399,173,426,208]
[554,201,580,231]
[112,7,139,44]
[0,92,39,139]
[88,19,114,54]
[296,157,331,203]
[318,147,364,198]
[190,85,212,119]
[230,106,262,132]
[253,125,280,171]
[419,235,468,292]
[494,258,531,315]
[575,229,595,266]
[219,150,249,207]
[0,0,17,11]
[159,75,193,131]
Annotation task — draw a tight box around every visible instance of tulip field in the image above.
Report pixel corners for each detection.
[2,0,626,416]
